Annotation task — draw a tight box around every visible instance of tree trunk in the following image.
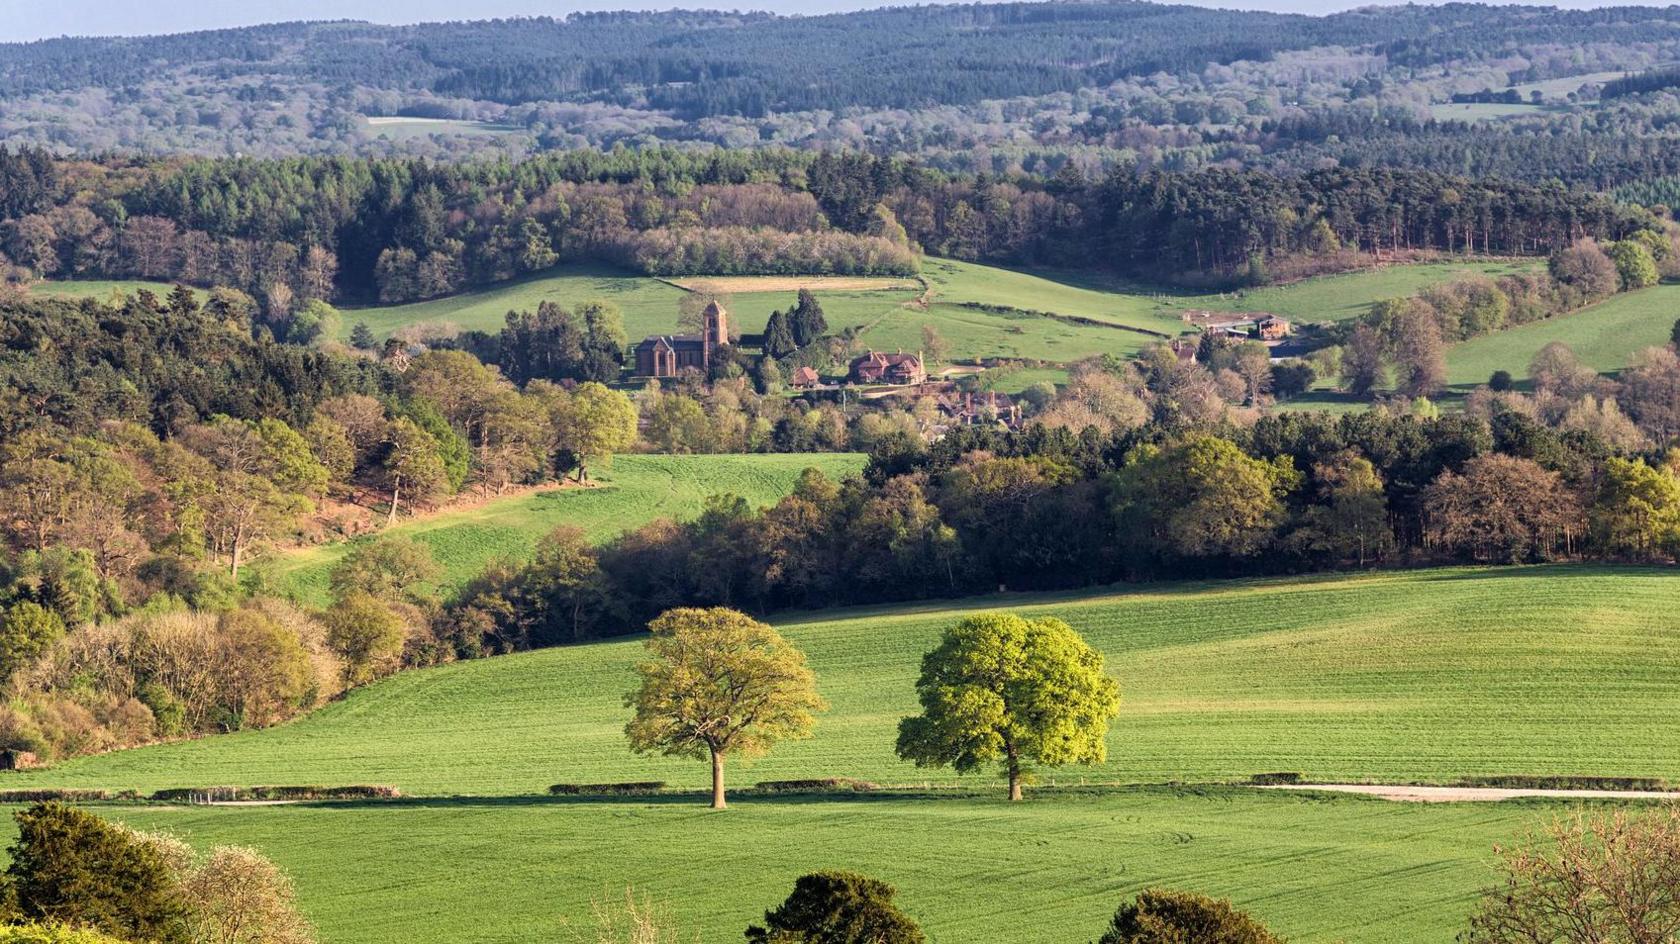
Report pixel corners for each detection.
[710,749,727,810]
[1006,740,1023,801]
[387,477,401,528]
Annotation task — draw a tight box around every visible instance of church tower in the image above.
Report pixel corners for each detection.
[702,300,728,366]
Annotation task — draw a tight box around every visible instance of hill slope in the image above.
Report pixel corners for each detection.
[22,564,1680,796]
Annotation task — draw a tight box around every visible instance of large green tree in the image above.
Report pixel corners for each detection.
[5,803,188,944]
[625,607,826,809]
[895,612,1120,801]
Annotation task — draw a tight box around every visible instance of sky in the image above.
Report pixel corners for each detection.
[0,0,1669,43]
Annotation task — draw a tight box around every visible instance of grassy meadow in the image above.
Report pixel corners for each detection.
[27,279,205,302]
[25,564,1680,795]
[1174,259,1542,324]
[1444,282,1680,389]
[72,787,1566,944]
[262,453,865,605]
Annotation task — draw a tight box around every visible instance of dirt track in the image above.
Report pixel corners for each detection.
[1260,783,1680,803]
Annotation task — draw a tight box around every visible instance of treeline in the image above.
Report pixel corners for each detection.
[440,392,1680,649]
[1602,67,1680,100]
[2,146,1650,305]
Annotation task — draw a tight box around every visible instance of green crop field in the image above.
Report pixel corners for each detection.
[14,564,1675,944]
[1174,260,1542,325]
[921,258,1184,334]
[1427,101,1545,121]
[61,787,1573,944]
[1445,282,1680,389]
[25,564,1680,796]
[261,453,865,605]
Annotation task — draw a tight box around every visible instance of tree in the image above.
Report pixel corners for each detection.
[517,526,609,644]
[789,289,828,347]
[348,322,376,350]
[1340,324,1386,397]
[547,382,637,482]
[1112,437,1298,561]
[1590,457,1680,559]
[1393,307,1446,397]
[1098,889,1282,944]
[1289,453,1394,566]
[1488,369,1514,392]
[1424,454,1582,562]
[5,803,188,944]
[0,602,65,682]
[919,324,948,368]
[895,612,1120,801]
[1548,239,1619,300]
[1528,342,1597,399]
[1609,239,1660,291]
[745,871,925,944]
[380,418,448,527]
[624,607,826,810]
[763,310,797,359]
[179,845,315,944]
[1466,807,1680,944]
[322,591,406,686]
[328,536,440,603]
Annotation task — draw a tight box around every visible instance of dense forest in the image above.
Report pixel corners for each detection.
[0,146,1653,303]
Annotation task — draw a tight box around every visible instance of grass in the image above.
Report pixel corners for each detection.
[28,279,204,302]
[72,787,1570,944]
[1445,282,1680,389]
[921,258,1185,335]
[260,453,866,605]
[1173,260,1543,325]
[358,116,523,140]
[1427,102,1544,121]
[24,563,1680,796]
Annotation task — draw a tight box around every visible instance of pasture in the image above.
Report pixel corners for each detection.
[27,279,204,302]
[357,116,524,141]
[73,787,1563,944]
[1174,259,1542,324]
[25,564,1680,795]
[1426,101,1544,121]
[261,453,865,605]
[1444,282,1680,388]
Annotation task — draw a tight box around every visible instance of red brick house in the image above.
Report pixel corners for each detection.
[848,350,926,385]
[789,366,821,389]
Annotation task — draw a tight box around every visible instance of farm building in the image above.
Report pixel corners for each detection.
[940,390,1023,429]
[1257,316,1292,340]
[849,350,927,385]
[789,366,821,389]
[634,301,729,378]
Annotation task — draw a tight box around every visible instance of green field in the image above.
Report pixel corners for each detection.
[261,453,866,605]
[69,787,1567,944]
[29,279,204,302]
[1427,102,1545,121]
[358,116,524,141]
[1445,282,1680,389]
[27,564,1680,795]
[921,258,1184,334]
[1175,260,1542,325]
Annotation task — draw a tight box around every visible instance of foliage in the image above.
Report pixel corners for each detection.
[4,803,187,944]
[1097,889,1282,944]
[624,607,825,808]
[744,871,924,944]
[896,612,1119,800]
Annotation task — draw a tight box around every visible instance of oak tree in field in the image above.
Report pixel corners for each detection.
[625,607,825,809]
[1466,807,1680,944]
[745,871,925,944]
[895,612,1120,801]
[380,417,448,526]
[546,381,638,482]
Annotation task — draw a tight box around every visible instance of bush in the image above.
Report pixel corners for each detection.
[548,782,666,796]
[5,803,189,944]
[1098,889,1282,944]
[0,790,117,803]
[148,785,400,803]
[0,925,133,944]
[1488,370,1514,392]
[1247,772,1300,786]
[745,871,924,944]
[752,778,879,794]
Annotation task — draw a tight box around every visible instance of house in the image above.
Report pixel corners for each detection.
[788,366,821,389]
[1257,316,1292,341]
[940,390,1022,428]
[635,301,729,378]
[849,350,927,385]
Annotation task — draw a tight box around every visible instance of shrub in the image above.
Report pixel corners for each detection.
[1247,772,1300,786]
[0,924,133,944]
[548,782,666,796]
[752,778,879,794]
[745,871,924,944]
[1098,889,1283,944]
[5,803,189,944]
[149,785,400,802]
[1488,369,1514,392]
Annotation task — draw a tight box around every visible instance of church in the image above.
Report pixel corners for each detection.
[634,301,729,378]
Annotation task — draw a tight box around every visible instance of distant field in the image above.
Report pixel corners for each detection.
[78,787,1560,944]
[1445,282,1680,388]
[1174,260,1542,324]
[1427,102,1544,121]
[261,453,865,605]
[1512,68,1650,99]
[922,257,1184,334]
[28,279,204,301]
[358,116,523,140]
[671,275,920,294]
[28,563,1680,795]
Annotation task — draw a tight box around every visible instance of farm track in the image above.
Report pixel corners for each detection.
[1262,783,1680,803]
